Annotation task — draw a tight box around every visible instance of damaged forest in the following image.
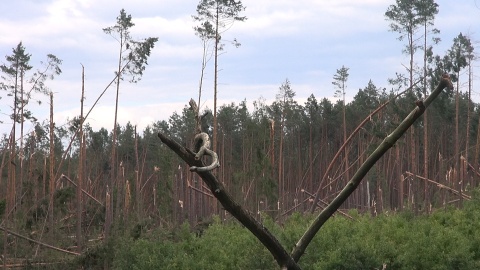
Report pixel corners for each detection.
[1,0,480,269]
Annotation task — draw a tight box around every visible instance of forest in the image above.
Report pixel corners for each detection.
[0,0,479,269]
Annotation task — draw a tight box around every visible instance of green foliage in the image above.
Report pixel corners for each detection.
[25,198,48,229]
[111,219,276,270]
[445,32,474,79]
[193,0,247,45]
[0,41,61,123]
[1,42,32,83]
[193,218,275,269]
[332,65,349,99]
[385,0,439,43]
[101,206,480,269]
[103,8,158,83]
[55,187,75,214]
[74,240,115,270]
[0,199,5,219]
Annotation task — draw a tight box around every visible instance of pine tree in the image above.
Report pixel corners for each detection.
[385,0,439,210]
[103,9,158,237]
[445,33,473,206]
[332,65,350,202]
[0,42,31,219]
[193,0,247,153]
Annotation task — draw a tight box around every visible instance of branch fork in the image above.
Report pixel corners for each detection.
[190,132,220,172]
[188,98,220,172]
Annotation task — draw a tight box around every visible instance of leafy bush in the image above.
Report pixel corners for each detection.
[105,202,480,269]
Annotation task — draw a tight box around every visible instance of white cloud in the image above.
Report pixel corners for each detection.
[236,0,390,39]
[54,101,191,133]
[135,15,195,40]
[1,0,480,137]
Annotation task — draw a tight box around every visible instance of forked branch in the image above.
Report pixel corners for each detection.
[157,132,300,269]
[188,99,220,172]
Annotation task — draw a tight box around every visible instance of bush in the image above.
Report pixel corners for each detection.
[106,205,480,269]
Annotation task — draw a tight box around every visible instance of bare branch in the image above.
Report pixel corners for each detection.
[0,226,80,256]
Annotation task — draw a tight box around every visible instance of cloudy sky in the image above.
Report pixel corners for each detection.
[0,0,479,137]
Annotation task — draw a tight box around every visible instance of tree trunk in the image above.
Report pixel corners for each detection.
[278,110,285,220]
[134,127,142,220]
[465,57,472,187]
[7,63,19,222]
[422,22,429,211]
[455,70,461,207]
[107,30,124,238]
[49,92,55,236]
[76,66,85,252]
[342,88,350,207]
[408,30,418,212]
[19,70,24,209]
[475,87,480,187]
[212,4,219,154]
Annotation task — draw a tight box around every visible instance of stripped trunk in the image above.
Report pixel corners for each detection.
[76,66,85,252]
[49,92,55,235]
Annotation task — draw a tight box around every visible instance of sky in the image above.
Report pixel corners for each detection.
[0,0,479,137]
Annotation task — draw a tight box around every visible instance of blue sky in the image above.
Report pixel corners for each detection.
[0,0,479,136]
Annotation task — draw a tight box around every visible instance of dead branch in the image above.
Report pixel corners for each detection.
[0,226,80,256]
[188,183,214,198]
[404,171,471,200]
[465,159,480,178]
[1,261,65,269]
[301,189,354,220]
[60,174,104,206]
[188,99,220,172]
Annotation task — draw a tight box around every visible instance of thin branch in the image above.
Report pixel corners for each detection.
[60,174,104,206]
[301,189,354,220]
[140,171,158,193]
[2,262,65,268]
[404,171,471,200]
[465,158,480,178]
[0,226,80,256]
[188,183,214,198]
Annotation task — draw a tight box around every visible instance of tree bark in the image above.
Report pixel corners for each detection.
[76,65,85,252]
[422,21,429,210]
[48,92,55,236]
[455,71,461,207]
[212,4,219,154]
